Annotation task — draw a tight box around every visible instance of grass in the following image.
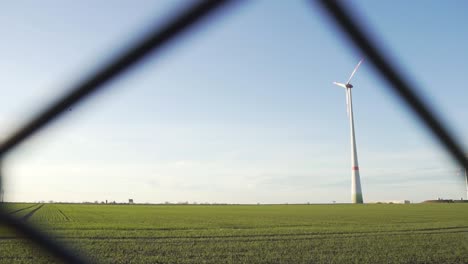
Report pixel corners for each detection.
[1,203,467,263]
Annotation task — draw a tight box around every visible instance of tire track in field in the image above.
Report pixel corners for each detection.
[22,204,44,221]
[2,228,467,242]
[41,230,468,244]
[56,207,71,221]
[7,203,38,215]
[36,227,468,242]
[44,224,468,233]
[44,225,468,236]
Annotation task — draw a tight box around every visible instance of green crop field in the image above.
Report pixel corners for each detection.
[1,203,467,263]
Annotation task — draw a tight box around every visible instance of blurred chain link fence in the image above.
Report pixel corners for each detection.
[0,1,466,263]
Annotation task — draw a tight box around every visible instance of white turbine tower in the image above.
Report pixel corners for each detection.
[463,155,468,200]
[333,59,364,204]
[464,167,468,200]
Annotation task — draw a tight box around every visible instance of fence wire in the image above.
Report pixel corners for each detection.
[0,0,466,263]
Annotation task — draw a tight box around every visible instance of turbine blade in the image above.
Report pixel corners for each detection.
[346,58,364,84]
[333,82,347,88]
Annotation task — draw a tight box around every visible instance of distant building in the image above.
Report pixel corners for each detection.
[129,199,134,204]
[373,200,410,204]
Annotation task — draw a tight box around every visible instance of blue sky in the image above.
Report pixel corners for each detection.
[2,0,468,203]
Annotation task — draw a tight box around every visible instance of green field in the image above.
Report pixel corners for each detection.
[1,203,468,263]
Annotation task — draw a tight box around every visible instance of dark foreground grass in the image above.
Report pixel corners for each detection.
[1,203,467,263]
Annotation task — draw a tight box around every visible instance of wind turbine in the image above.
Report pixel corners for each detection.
[333,59,364,204]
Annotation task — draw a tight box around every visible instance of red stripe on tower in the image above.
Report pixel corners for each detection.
[352,166,359,171]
